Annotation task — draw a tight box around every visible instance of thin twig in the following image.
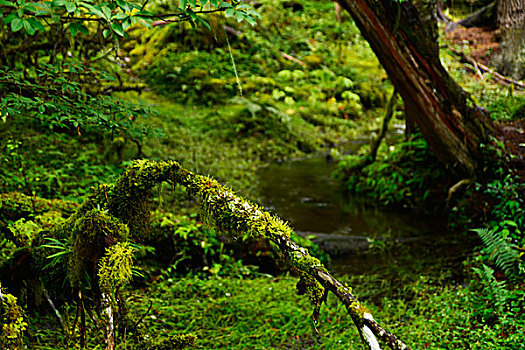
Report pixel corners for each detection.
[131,299,153,334]
[43,287,65,329]
[280,52,307,67]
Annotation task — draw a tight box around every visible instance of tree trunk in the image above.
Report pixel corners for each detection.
[336,0,495,177]
[498,0,525,29]
[444,1,497,31]
[495,0,525,79]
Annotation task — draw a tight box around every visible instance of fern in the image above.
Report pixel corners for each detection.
[473,228,519,278]
[472,264,510,316]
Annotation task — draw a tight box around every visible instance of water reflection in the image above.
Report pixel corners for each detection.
[256,156,474,276]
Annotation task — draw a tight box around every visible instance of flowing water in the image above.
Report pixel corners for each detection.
[256,151,475,278]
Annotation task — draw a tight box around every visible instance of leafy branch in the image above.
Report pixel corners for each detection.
[0,0,260,37]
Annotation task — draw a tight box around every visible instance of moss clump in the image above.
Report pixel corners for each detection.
[108,159,176,238]
[69,209,129,287]
[98,242,134,294]
[355,81,386,108]
[0,192,78,222]
[0,287,27,349]
[136,334,197,350]
[296,273,325,322]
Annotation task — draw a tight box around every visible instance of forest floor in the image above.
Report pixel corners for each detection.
[2,2,524,348]
[446,25,525,189]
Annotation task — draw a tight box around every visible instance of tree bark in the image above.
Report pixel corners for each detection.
[336,0,496,177]
[498,0,525,29]
[495,0,525,79]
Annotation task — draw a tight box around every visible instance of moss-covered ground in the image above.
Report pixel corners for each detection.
[1,0,524,349]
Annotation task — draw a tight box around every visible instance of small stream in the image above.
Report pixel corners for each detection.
[256,153,475,277]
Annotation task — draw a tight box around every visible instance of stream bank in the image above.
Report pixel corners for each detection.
[256,155,476,277]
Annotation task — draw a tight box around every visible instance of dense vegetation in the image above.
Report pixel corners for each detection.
[1,0,524,349]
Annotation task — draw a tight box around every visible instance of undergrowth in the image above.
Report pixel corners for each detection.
[335,135,449,212]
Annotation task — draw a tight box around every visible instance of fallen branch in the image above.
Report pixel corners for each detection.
[106,160,411,350]
[280,52,307,67]
[21,160,410,349]
[446,178,474,207]
[43,287,65,330]
[444,2,496,32]
[449,48,525,89]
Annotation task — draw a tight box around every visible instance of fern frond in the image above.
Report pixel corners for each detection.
[472,264,509,315]
[473,228,519,278]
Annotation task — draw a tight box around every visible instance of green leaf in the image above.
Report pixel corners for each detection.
[46,251,70,259]
[35,5,51,16]
[82,3,105,18]
[116,0,130,12]
[70,22,88,36]
[27,17,44,31]
[225,7,235,17]
[22,18,35,35]
[236,11,243,22]
[70,22,79,36]
[102,28,110,38]
[78,22,89,35]
[11,17,22,32]
[65,1,76,13]
[101,5,111,20]
[113,12,127,20]
[122,17,131,30]
[3,12,16,23]
[0,0,16,6]
[138,17,151,28]
[22,3,37,13]
[200,18,210,30]
[52,0,66,6]
[111,21,124,36]
[245,15,256,26]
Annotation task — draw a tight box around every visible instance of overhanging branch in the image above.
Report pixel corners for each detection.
[102,160,411,350]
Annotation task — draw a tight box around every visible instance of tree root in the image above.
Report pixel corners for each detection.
[446,178,474,207]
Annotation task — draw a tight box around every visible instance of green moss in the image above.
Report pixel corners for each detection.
[138,334,197,350]
[0,192,78,222]
[303,54,323,68]
[0,287,27,349]
[355,81,386,108]
[296,273,325,322]
[68,209,129,287]
[98,242,134,293]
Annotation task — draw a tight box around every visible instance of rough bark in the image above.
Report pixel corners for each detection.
[495,0,525,79]
[336,0,495,177]
[498,0,525,29]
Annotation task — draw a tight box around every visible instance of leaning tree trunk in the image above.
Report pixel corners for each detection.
[495,0,525,79]
[337,0,495,177]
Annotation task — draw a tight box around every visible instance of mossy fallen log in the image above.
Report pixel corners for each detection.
[2,160,410,350]
[97,159,410,350]
[0,192,78,222]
